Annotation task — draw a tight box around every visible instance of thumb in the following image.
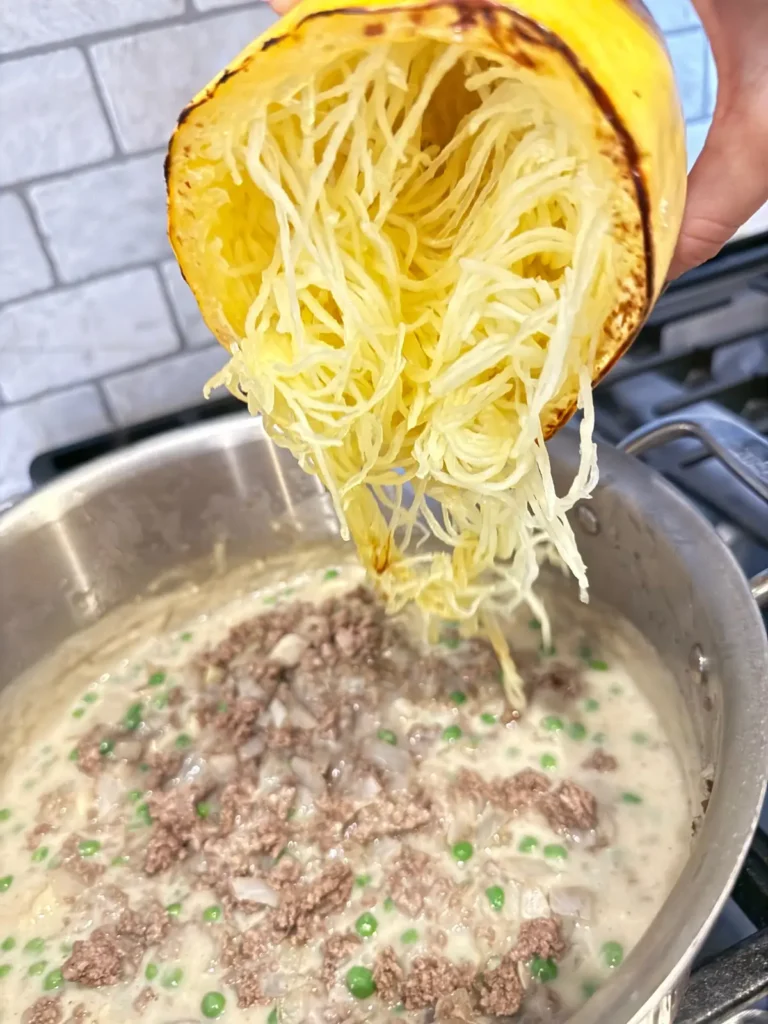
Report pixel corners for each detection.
[669,101,768,279]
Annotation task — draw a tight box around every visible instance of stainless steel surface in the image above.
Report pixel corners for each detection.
[1,415,767,1024]
[619,410,768,503]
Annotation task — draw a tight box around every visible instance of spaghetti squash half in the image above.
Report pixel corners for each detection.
[167,0,686,704]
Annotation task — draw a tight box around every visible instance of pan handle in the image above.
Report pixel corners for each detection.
[617,411,768,609]
[618,410,768,504]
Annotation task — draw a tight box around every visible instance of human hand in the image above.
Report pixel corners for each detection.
[672,0,768,278]
[265,0,768,278]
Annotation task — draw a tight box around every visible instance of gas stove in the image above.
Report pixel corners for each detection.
[28,235,768,1023]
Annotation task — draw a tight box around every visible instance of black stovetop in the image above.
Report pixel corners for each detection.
[28,234,768,1023]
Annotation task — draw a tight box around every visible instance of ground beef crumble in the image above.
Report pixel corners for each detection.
[478,955,524,1017]
[322,932,362,987]
[403,956,474,1011]
[539,780,598,833]
[582,748,619,772]
[22,998,62,1024]
[271,862,353,944]
[513,917,566,962]
[62,928,125,987]
[350,790,431,843]
[372,945,404,1004]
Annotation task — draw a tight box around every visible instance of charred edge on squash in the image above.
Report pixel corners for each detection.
[177,97,205,127]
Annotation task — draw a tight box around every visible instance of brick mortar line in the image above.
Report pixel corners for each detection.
[6,144,168,194]
[82,45,123,155]
[0,3,272,62]
[14,187,62,288]
[155,258,193,351]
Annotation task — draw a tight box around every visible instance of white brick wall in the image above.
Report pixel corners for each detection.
[0,0,722,498]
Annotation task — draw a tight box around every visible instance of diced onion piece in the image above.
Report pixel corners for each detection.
[231,877,279,907]
[520,885,550,919]
[290,755,326,796]
[240,735,266,760]
[550,886,594,920]
[269,633,308,668]
[368,740,411,775]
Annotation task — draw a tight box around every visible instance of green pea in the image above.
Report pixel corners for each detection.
[578,643,592,661]
[25,938,45,954]
[166,902,182,918]
[196,801,211,819]
[480,713,497,725]
[622,792,643,805]
[441,635,460,650]
[180,632,193,642]
[486,885,505,911]
[442,725,462,742]
[0,809,11,822]
[145,963,158,981]
[450,690,467,705]
[541,643,557,657]
[267,1009,278,1024]
[346,965,376,1000]
[568,722,587,741]
[201,992,226,1018]
[631,731,649,745]
[31,846,49,863]
[530,957,558,983]
[528,618,541,631]
[1,938,14,952]
[543,844,568,861]
[28,961,47,976]
[43,968,64,991]
[263,596,277,606]
[518,836,538,854]
[78,840,101,857]
[0,965,11,978]
[355,912,378,939]
[323,569,339,581]
[153,694,168,710]
[203,906,222,923]
[162,967,183,988]
[602,941,624,968]
[377,729,397,746]
[540,753,557,771]
[584,698,600,712]
[383,897,394,912]
[541,715,563,732]
[0,876,13,892]
[175,733,192,749]
[111,856,129,867]
[452,841,473,863]
[98,739,114,756]
[216,701,228,713]
[82,693,98,705]
[136,803,152,826]
[148,671,166,687]
[123,703,143,731]
[355,874,371,888]
[590,659,609,671]
[127,789,143,803]
[401,929,419,945]
[592,732,607,744]
[582,980,599,998]
[610,684,622,696]
[68,749,79,762]
[72,708,85,719]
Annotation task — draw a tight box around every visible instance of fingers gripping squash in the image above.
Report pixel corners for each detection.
[166,0,686,703]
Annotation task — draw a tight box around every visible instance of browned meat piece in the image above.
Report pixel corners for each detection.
[435,988,475,1022]
[309,795,357,851]
[539,780,598,833]
[37,784,74,826]
[491,769,551,812]
[240,927,272,962]
[459,637,502,686]
[62,1004,88,1024]
[219,697,265,747]
[22,998,62,1024]
[147,785,200,837]
[62,928,125,987]
[387,846,434,916]
[141,750,182,790]
[402,956,474,1011]
[117,901,170,948]
[218,780,294,837]
[528,662,584,705]
[582,749,619,772]
[269,855,302,890]
[58,835,106,886]
[322,932,362,988]
[478,955,524,1016]
[132,988,157,1015]
[513,918,566,962]
[350,791,431,843]
[73,726,110,777]
[271,862,353,944]
[143,827,184,875]
[453,768,490,804]
[230,966,268,1008]
[26,823,54,851]
[372,945,404,1004]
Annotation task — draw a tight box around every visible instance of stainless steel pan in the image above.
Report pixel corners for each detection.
[0,413,766,1024]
